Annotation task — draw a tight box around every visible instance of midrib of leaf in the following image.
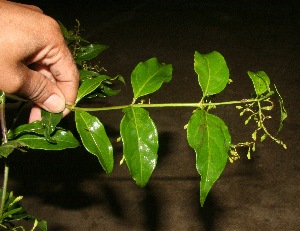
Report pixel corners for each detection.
[203,57,211,97]
[79,113,109,169]
[203,118,227,185]
[203,57,223,97]
[131,108,143,182]
[203,113,211,187]
[78,82,100,101]
[135,66,164,99]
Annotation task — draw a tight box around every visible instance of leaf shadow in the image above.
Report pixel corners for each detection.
[196,192,223,231]
[5,147,102,209]
[101,183,125,219]
[156,131,173,167]
[142,185,161,231]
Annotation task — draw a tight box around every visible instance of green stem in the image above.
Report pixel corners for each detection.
[0,164,9,217]
[0,91,8,217]
[67,97,263,112]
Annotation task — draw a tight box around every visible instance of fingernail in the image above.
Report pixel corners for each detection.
[43,94,65,113]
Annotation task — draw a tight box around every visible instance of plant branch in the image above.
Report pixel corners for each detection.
[257,100,287,149]
[67,97,267,112]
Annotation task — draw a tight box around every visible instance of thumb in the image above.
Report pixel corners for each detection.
[19,67,66,113]
[39,93,66,113]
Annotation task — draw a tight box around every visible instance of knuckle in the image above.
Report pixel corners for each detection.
[44,17,63,37]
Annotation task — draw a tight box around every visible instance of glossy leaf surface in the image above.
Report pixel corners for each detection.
[76,44,108,64]
[120,107,158,187]
[194,51,229,97]
[248,71,270,96]
[79,70,102,81]
[41,110,62,143]
[76,75,109,104]
[16,130,79,150]
[131,57,172,100]
[7,121,44,139]
[7,111,62,141]
[75,110,113,174]
[187,109,231,206]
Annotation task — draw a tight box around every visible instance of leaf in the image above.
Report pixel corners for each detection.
[120,107,158,187]
[0,140,25,158]
[41,109,62,133]
[41,110,63,143]
[79,69,101,81]
[8,111,62,144]
[58,20,70,40]
[187,109,231,206]
[27,218,48,231]
[99,85,121,97]
[0,190,27,223]
[247,71,270,96]
[194,51,229,97]
[75,110,113,174]
[34,219,48,231]
[7,121,44,139]
[131,57,172,101]
[76,44,108,64]
[274,84,287,133]
[0,189,48,230]
[114,75,126,85]
[2,207,23,220]
[76,75,109,104]
[16,130,79,150]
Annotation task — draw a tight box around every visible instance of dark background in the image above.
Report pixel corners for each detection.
[3,0,300,230]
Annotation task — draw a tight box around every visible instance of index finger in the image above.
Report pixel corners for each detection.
[30,21,80,111]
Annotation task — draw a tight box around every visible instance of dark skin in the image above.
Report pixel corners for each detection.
[0,0,79,122]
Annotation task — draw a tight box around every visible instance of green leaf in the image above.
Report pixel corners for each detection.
[2,207,23,220]
[187,110,231,206]
[76,75,109,104]
[0,190,26,221]
[274,84,287,133]
[41,110,63,143]
[0,140,25,158]
[76,44,108,64]
[16,130,79,150]
[113,75,126,85]
[0,190,27,223]
[99,85,121,97]
[120,107,158,187]
[79,69,101,81]
[75,110,113,174]
[35,219,48,231]
[58,21,89,45]
[131,57,172,101]
[247,71,271,96]
[7,121,44,139]
[41,110,62,133]
[58,20,70,40]
[0,189,47,230]
[8,111,62,144]
[69,34,89,44]
[194,51,229,97]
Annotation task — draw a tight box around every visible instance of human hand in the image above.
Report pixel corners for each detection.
[0,0,79,122]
